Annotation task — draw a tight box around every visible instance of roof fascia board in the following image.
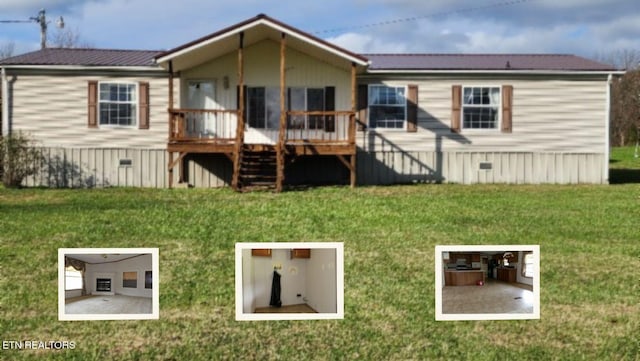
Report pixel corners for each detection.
[1,65,164,72]
[155,18,368,66]
[364,69,623,76]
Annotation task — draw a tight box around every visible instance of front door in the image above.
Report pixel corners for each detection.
[187,80,217,138]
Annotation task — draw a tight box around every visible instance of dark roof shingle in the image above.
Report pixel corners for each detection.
[0,48,162,67]
[364,54,616,71]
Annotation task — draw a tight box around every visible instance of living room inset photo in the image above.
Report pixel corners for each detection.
[235,242,344,321]
[435,245,540,321]
[58,248,159,321]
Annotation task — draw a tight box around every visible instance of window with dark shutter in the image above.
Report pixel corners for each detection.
[138,82,150,129]
[88,81,98,128]
[501,85,513,133]
[357,84,368,131]
[451,85,462,133]
[407,84,418,132]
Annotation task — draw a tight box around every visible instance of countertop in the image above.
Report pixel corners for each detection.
[444,269,482,272]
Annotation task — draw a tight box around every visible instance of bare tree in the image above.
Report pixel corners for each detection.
[594,49,640,70]
[611,70,640,146]
[0,41,15,59]
[49,27,93,48]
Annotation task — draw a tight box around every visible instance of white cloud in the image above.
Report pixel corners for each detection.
[326,32,408,54]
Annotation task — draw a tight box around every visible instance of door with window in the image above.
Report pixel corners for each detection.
[187,80,218,138]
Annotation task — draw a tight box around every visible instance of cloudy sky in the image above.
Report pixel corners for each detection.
[1,0,639,61]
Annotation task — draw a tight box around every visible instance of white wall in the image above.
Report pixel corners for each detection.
[516,251,533,286]
[242,249,255,313]
[244,248,338,312]
[251,249,308,308]
[85,254,153,298]
[65,289,82,298]
[306,249,337,313]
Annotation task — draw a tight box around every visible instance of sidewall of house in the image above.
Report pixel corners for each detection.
[355,75,609,185]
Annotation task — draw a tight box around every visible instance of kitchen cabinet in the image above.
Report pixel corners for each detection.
[471,254,481,262]
[444,270,484,286]
[251,249,272,257]
[290,249,311,259]
[497,267,516,283]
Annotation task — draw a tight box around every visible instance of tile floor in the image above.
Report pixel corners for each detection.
[65,295,153,314]
[442,278,534,314]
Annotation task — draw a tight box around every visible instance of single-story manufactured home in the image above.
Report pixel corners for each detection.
[0,14,620,190]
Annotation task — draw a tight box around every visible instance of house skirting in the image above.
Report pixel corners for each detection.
[22,148,607,188]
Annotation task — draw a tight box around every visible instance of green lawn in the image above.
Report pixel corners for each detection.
[0,162,639,360]
[610,146,640,183]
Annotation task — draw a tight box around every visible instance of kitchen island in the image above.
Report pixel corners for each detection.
[444,269,485,286]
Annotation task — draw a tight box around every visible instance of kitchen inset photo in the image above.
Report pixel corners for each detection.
[58,248,159,321]
[435,245,540,321]
[235,242,344,321]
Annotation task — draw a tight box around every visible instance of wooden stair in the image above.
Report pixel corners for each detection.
[237,145,279,191]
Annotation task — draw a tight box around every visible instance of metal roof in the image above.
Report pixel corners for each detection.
[0,48,162,67]
[364,54,616,71]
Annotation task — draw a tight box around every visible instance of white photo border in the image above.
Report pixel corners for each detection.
[435,245,540,321]
[235,242,344,321]
[58,248,160,321]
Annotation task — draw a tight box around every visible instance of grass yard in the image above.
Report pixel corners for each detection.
[610,146,640,183]
[0,174,639,359]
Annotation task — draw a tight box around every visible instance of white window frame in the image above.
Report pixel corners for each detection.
[461,86,501,131]
[98,81,138,128]
[522,252,534,278]
[368,84,407,130]
[64,265,83,291]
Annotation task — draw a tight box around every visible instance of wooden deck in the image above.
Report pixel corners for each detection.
[167,109,356,191]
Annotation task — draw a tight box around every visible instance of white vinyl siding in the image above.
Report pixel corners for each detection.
[7,74,171,148]
[358,77,608,153]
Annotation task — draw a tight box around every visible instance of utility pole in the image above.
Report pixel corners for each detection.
[30,9,47,49]
[0,9,64,49]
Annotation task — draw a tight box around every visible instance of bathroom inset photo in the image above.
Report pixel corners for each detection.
[58,248,159,321]
[235,242,344,321]
[435,245,540,321]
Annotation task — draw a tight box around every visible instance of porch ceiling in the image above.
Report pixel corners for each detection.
[155,15,369,73]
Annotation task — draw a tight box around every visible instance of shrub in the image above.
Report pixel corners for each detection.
[0,131,42,188]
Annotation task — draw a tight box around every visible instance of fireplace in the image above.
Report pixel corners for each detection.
[96,278,112,292]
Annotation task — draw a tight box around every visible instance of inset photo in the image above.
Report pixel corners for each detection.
[235,242,344,321]
[58,248,159,321]
[435,245,540,321]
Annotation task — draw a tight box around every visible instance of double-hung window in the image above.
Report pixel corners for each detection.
[368,85,406,129]
[462,86,500,129]
[99,82,138,126]
[522,252,534,278]
[65,266,83,291]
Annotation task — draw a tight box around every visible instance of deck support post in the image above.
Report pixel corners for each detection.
[168,151,174,188]
[232,32,245,191]
[349,62,357,188]
[276,32,287,193]
[168,60,175,188]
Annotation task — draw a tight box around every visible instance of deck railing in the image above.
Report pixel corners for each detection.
[169,109,356,145]
[169,109,239,142]
[284,111,356,144]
